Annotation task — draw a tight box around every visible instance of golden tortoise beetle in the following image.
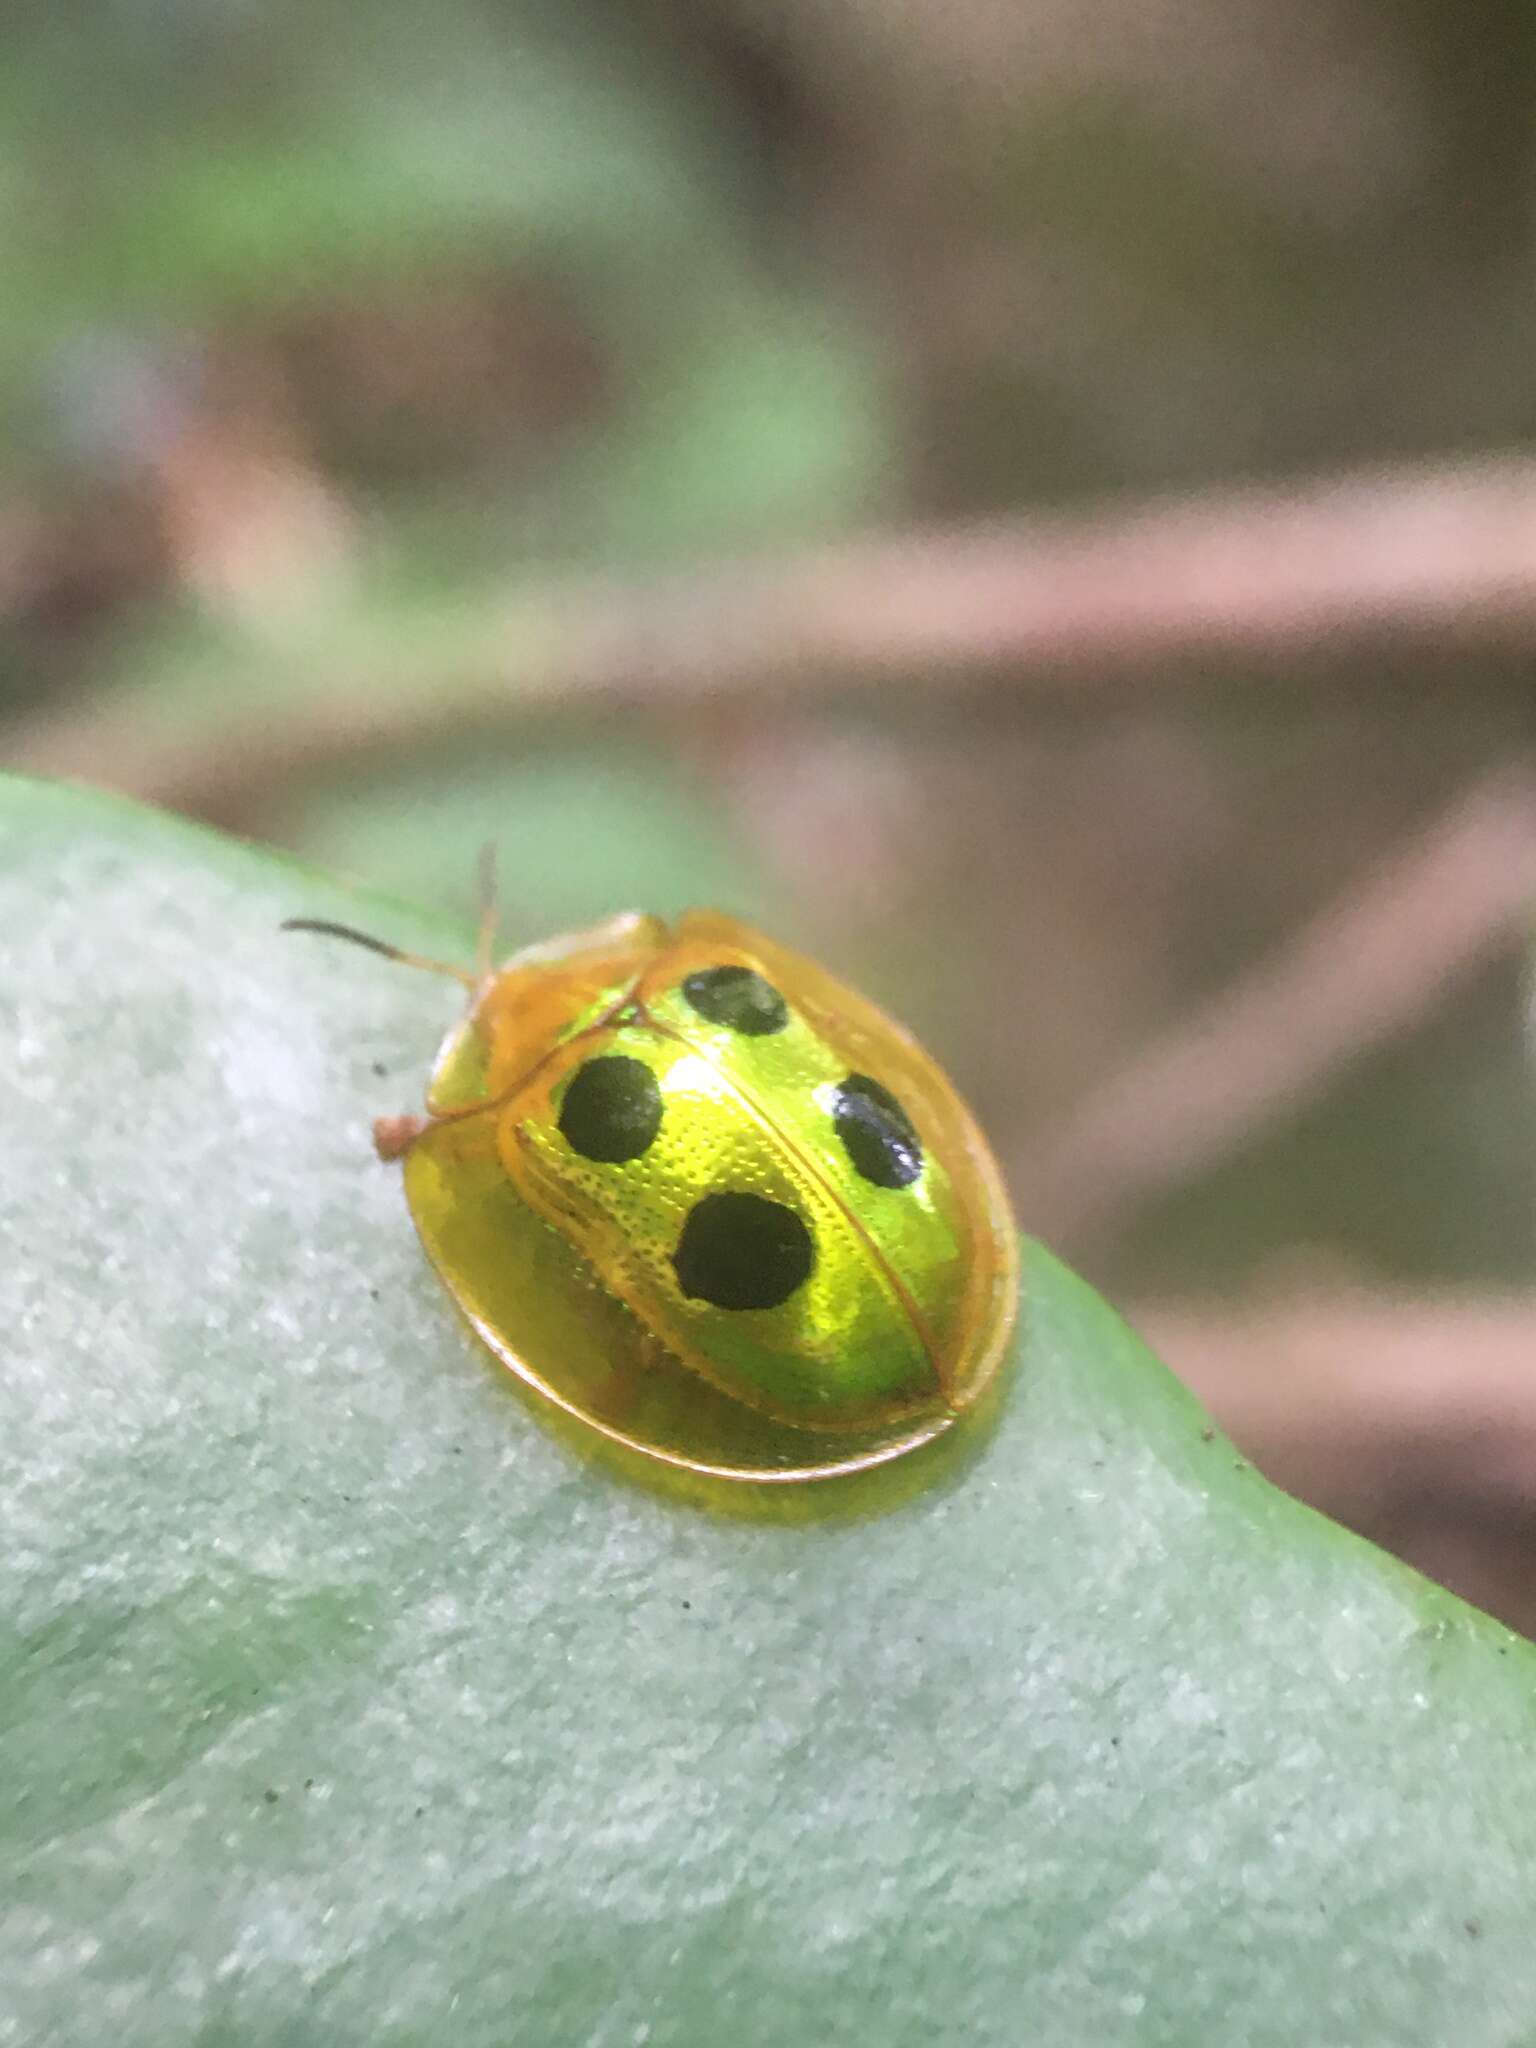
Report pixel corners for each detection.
[287,905,1019,1484]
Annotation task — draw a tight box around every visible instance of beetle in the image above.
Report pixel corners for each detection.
[287,901,1018,1484]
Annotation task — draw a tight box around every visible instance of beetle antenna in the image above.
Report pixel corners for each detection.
[474,840,501,983]
[280,917,477,990]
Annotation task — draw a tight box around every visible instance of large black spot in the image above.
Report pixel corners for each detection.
[682,965,789,1036]
[672,1192,814,1311]
[831,1073,923,1190]
[558,1055,663,1164]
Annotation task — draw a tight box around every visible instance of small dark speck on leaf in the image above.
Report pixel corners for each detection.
[264,1788,279,1805]
[681,1600,691,1611]
[1233,1460,1247,1472]
[1200,1426,1215,1442]
[304,1778,315,1790]
[415,1805,426,1818]
[1109,1736,1120,1748]
[369,1288,380,1301]
[452,1445,463,1455]
[1465,1919,1483,1939]
[372,1061,388,1078]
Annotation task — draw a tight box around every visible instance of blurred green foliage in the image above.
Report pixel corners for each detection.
[3,0,894,928]
[288,735,776,939]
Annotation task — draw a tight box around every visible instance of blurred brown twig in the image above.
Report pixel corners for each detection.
[1023,765,1536,1245]
[1139,1289,1536,1633]
[11,452,1536,829]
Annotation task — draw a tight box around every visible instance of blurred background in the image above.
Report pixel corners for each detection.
[7,1,1536,1623]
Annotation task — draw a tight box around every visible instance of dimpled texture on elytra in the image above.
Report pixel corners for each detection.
[496,957,970,1431]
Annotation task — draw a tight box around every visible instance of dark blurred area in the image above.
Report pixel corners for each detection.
[7,1,1536,1623]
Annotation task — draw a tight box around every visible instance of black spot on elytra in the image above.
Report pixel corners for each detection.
[831,1073,923,1189]
[682,964,788,1036]
[558,1055,663,1164]
[672,1192,814,1311]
